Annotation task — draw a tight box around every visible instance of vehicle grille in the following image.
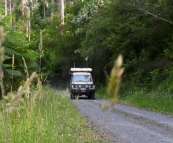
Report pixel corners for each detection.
[74,84,92,88]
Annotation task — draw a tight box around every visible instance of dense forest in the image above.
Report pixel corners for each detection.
[0,0,173,96]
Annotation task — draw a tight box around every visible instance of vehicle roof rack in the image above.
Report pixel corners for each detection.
[70,68,92,73]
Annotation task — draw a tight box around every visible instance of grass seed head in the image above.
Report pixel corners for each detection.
[103,54,124,111]
[4,72,38,113]
[0,26,5,43]
[0,26,5,63]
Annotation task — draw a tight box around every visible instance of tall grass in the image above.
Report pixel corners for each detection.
[119,89,173,115]
[96,87,173,115]
[0,87,108,143]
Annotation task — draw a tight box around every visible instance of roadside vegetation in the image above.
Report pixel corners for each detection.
[0,87,108,143]
[96,87,173,115]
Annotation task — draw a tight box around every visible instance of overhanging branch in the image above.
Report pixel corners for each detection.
[138,7,173,25]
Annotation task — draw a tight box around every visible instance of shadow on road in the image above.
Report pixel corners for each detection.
[78,96,89,100]
[74,95,98,100]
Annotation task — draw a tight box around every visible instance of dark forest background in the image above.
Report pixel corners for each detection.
[1,0,173,95]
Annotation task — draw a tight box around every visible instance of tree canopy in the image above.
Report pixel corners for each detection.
[1,0,173,93]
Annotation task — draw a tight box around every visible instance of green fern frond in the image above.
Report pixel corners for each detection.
[3,64,12,68]
[4,55,11,60]
[4,47,20,56]
[6,69,22,76]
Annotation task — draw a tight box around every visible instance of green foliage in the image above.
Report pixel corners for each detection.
[0,88,108,143]
[1,0,173,97]
[96,86,107,98]
[72,0,104,25]
[0,14,40,92]
[119,89,173,115]
[76,0,173,90]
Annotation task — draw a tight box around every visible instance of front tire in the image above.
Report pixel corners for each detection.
[88,94,91,99]
[91,92,95,99]
[89,92,95,100]
[70,93,75,100]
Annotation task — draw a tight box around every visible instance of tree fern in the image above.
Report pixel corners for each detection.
[4,47,20,56]
[5,69,22,76]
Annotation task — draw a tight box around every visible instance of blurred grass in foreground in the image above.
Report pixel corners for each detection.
[0,87,108,143]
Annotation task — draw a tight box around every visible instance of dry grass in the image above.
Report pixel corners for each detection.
[101,55,124,112]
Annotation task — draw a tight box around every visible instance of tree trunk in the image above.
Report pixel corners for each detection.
[57,0,60,12]
[51,0,54,24]
[43,0,46,19]
[22,0,27,18]
[60,0,64,34]
[26,7,30,41]
[4,0,7,16]
[9,0,12,26]
[12,0,16,24]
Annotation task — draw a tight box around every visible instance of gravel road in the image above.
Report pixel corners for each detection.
[70,96,173,143]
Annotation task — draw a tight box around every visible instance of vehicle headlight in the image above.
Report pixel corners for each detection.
[79,85,81,88]
[74,85,78,88]
[86,85,88,88]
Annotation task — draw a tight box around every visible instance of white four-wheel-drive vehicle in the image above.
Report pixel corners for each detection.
[69,68,95,99]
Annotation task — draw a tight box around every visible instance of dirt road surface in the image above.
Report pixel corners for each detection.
[70,96,173,143]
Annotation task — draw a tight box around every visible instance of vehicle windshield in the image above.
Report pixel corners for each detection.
[73,75,92,82]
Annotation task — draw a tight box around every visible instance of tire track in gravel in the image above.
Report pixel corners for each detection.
[70,96,173,143]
